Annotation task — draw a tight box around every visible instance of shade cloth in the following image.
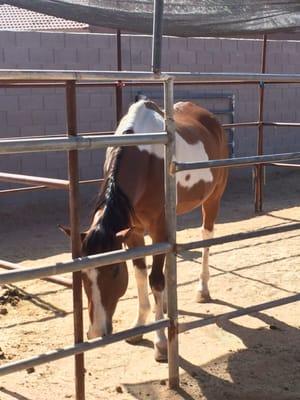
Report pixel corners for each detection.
[2,1,300,37]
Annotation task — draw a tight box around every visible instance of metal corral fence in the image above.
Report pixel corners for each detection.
[0,70,300,400]
[2,35,300,212]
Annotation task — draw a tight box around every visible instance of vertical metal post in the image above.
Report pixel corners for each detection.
[255,34,267,213]
[152,0,164,74]
[164,77,179,389]
[116,29,123,123]
[229,94,235,158]
[66,81,85,400]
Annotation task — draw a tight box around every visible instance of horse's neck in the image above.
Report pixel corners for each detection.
[115,146,152,209]
[116,103,164,206]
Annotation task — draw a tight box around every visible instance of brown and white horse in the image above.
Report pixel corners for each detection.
[60,99,228,361]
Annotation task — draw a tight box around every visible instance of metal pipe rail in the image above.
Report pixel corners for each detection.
[0,69,169,82]
[269,162,300,168]
[263,121,300,127]
[0,259,72,288]
[1,119,298,144]
[0,131,115,140]
[0,179,103,195]
[2,70,300,83]
[173,152,300,173]
[0,172,69,189]
[177,222,300,252]
[0,242,172,285]
[2,79,300,88]
[222,121,300,129]
[0,318,170,377]
[179,293,300,333]
[169,72,300,83]
[0,133,168,155]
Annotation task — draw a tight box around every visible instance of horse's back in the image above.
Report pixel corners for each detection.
[174,101,227,159]
[173,101,228,212]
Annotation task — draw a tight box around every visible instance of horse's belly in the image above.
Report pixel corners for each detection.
[176,179,215,214]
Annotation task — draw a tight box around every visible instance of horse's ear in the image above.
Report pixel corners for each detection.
[58,224,71,237]
[134,91,148,102]
[58,225,87,243]
[115,227,134,242]
[80,232,88,242]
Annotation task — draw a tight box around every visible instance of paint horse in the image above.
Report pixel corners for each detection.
[60,99,228,361]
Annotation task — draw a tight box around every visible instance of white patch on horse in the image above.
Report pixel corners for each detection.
[197,227,214,298]
[133,267,151,326]
[119,100,213,188]
[83,268,107,338]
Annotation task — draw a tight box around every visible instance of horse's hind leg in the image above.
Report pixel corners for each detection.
[126,233,151,344]
[196,193,221,303]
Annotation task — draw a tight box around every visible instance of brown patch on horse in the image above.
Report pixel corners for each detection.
[174,101,225,147]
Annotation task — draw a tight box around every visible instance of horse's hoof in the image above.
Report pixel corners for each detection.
[196,291,211,303]
[154,344,168,363]
[126,334,143,344]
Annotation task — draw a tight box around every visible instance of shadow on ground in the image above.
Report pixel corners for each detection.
[124,311,300,400]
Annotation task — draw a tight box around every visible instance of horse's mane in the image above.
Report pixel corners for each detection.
[92,147,134,235]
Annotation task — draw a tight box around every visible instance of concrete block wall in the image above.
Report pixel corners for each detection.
[0,31,300,193]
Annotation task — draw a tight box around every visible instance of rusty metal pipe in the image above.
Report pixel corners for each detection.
[66,81,85,400]
[255,35,267,213]
[0,172,69,189]
[115,29,123,123]
[0,259,72,288]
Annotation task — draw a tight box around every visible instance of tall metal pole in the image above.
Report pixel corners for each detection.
[116,29,123,123]
[255,34,267,212]
[164,77,179,389]
[66,81,85,400]
[152,0,164,74]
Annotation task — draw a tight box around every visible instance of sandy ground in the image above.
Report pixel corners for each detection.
[0,172,299,400]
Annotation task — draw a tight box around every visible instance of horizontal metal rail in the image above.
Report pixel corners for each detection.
[179,293,300,333]
[223,121,300,129]
[268,162,300,168]
[2,70,300,83]
[0,185,48,194]
[263,121,300,127]
[173,152,300,173]
[0,131,115,141]
[0,259,72,288]
[0,318,170,376]
[0,133,168,155]
[0,178,103,195]
[222,121,259,128]
[0,172,69,189]
[2,119,299,143]
[0,242,172,285]
[177,222,300,252]
[1,119,299,146]
[169,72,300,83]
[0,69,168,82]
[2,80,300,88]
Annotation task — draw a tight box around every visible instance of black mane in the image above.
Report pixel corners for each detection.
[92,147,134,236]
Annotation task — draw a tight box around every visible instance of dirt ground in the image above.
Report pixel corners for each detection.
[0,171,299,400]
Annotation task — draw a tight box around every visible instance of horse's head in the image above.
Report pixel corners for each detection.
[59,224,130,339]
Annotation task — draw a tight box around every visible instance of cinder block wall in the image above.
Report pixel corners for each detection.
[0,31,299,193]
